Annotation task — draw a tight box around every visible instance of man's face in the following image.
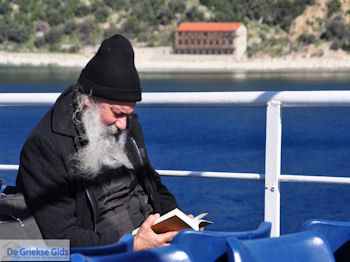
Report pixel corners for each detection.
[97,100,136,130]
[74,98,136,178]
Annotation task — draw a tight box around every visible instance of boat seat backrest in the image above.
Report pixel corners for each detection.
[70,244,194,262]
[300,219,350,252]
[226,231,335,262]
[70,234,134,256]
[300,219,350,262]
[171,221,271,262]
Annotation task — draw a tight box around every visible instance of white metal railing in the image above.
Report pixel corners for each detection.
[1,91,350,237]
[2,91,350,107]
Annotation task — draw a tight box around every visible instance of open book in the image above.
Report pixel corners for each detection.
[132,208,212,235]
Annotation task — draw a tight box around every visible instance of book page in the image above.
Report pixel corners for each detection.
[152,215,195,233]
[132,208,212,235]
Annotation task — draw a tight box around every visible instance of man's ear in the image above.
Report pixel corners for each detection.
[83,97,91,108]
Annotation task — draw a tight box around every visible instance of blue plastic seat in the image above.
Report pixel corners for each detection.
[70,244,193,262]
[171,221,271,262]
[300,219,350,261]
[226,231,335,262]
[70,234,134,256]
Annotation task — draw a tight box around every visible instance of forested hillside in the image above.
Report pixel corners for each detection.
[0,0,349,57]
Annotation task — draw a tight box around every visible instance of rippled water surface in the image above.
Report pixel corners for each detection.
[1,67,350,234]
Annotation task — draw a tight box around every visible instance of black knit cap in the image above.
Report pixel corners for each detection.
[77,34,141,101]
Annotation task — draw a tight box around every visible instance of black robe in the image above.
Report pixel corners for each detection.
[16,86,178,247]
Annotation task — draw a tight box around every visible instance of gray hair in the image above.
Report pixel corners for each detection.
[72,85,101,128]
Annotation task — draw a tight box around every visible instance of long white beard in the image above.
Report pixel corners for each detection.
[73,104,133,179]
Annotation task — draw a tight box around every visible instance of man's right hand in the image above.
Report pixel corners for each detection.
[133,213,178,251]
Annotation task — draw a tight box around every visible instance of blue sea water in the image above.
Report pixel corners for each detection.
[0,67,350,235]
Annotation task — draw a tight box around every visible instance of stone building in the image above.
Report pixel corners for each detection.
[174,22,247,59]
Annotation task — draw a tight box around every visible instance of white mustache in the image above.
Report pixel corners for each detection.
[106,124,119,136]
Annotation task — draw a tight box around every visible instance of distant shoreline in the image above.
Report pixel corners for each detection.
[1,48,350,72]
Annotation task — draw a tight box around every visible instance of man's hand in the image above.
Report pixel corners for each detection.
[133,214,178,251]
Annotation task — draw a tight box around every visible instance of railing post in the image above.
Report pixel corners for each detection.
[264,101,282,237]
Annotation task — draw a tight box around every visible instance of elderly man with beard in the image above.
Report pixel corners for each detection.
[16,34,179,250]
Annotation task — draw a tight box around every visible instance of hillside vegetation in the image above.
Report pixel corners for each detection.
[0,0,349,58]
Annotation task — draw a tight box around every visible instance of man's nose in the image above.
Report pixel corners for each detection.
[115,116,127,130]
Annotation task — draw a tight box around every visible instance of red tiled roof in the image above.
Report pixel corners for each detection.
[175,22,242,32]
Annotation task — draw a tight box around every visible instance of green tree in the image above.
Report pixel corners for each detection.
[327,0,341,17]
[298,33,315,44]
[34,36,45,49]
[95,6,110,23]
[7,14,33,43]
[168,0,186,14]
[77,17,102,45]
[0,17,11,43]
[74,3,90,17]
[45,25,64,45]
[0,0,12,15]
[64,19,77,35]
[185,5,204,21]
[45,7,65,26]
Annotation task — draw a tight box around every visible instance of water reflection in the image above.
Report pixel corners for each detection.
[139,70,350,83]
[0,67,350,93]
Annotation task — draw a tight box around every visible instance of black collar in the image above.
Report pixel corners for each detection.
[51,85,79,137]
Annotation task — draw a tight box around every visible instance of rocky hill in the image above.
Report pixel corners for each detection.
[246,0,350,58]
[0,0,349,59]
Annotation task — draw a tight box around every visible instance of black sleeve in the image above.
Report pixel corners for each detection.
[16,134,121,247]
[128,115,178,215]
[148,167,179,214]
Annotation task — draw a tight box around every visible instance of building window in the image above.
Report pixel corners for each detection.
[197,39,200,44]
[197,32,201,36]
[216,40,219,44]
[203,40,207,45]
[178,32,182,36]
[179,40,182,45]
[191,40,194,44]
[185,40,188,44]
[209,40,213,45]
[209,32,213,36]
[192,32,195,36]
[229,40,233,45]
[216,32,220,36]
[204,32,207,36]
[222,39,226,45]
[185,32,189,36]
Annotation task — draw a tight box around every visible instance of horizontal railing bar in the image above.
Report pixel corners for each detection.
[0,165,19,170]
[157,170,265,180]
[1,91,350,107]
[2,165,350,185]
[0,165,264,180]
[142,91,350,107]
[280,174,350,184]
[159,170,350,184]
[0,93,59,106]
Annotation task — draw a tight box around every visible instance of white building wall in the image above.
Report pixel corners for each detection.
[234,24,248,60]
